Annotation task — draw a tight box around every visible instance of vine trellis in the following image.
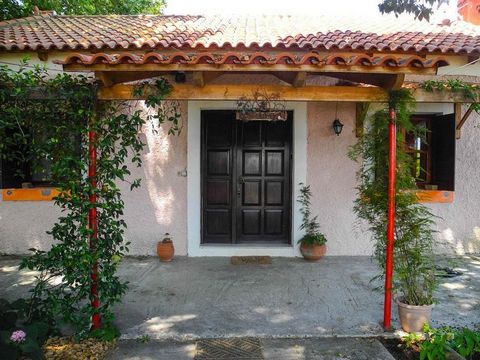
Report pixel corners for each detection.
[0,62,180,338]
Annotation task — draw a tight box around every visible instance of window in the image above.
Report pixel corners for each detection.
[405,114,455,191]
[0,129,81,189]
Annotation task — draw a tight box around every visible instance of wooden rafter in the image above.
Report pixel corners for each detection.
[293,72,307,87]
[96,83,474,103]
[193,71,204,87]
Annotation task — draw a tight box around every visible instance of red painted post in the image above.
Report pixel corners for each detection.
[383,107,397,329]
[88,128,101,330]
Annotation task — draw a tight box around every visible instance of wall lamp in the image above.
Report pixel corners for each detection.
[333,119,344,136]
[332,102,344,136]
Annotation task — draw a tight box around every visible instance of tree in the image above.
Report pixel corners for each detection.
[0,0,165,21]
[378,0,449,21]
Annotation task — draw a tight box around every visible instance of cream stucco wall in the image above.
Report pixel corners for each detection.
[0,54,479,256]
[306,102,371,255]
[1,101,480,256]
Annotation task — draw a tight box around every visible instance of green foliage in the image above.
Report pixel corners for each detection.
[378,0,448,21]
[0,62,175,338]
[422,79,480,113]
[403,325,480,360]
[0,0,165,21]
[349,89,437,306]
[89,322,120,341]
[0,298,57,360]
[297,183,327,246]
[133,80,183,136]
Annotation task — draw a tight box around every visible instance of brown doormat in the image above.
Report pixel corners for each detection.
[195,338,263,359]
[230,256,272,265]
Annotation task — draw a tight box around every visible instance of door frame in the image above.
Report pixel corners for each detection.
[187,101,307,257]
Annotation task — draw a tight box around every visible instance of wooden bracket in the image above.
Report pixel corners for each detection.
[356,102,370,137]
[455,102,475,139]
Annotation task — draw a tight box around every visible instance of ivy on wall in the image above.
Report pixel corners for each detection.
[0,61,179,338]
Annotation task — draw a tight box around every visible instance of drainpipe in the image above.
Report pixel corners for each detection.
[383,107,396,329]
[89,124,101,330]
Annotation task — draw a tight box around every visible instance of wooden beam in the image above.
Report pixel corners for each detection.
[293,72,307,87]
[97,84,388,102]
[455,103,475,139]
[97,83,475,103]
[65,63,437,75]
[193,71,205,87]
[356,102,370,137]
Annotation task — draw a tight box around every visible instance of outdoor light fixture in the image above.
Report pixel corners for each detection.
[332,102,344,136]
[333,119,344,136]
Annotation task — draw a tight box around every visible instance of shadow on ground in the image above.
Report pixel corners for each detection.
[1,255,479,340]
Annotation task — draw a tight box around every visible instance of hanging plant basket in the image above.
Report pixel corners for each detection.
[235,110,288,122]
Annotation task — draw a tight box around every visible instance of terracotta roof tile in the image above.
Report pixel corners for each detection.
[0,14,479,54]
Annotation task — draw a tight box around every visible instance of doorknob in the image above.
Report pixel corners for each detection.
[238,177,245,184]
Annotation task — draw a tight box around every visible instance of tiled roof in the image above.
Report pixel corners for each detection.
[1,14,479,54]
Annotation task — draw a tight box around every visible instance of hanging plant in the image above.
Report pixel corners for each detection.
[236,90,287,121]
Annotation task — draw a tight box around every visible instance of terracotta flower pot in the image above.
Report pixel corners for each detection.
[300,243,326,261]
[397,298,433,332]
[157,241,174,262]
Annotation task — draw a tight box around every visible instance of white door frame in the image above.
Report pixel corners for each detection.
[187,101,307,257]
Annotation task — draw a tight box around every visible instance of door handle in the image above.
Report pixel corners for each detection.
[237,177,244,196]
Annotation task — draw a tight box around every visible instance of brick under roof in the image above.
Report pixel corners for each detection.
[0,14,479,54]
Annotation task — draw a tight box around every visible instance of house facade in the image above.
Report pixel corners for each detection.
[0,13,479,257]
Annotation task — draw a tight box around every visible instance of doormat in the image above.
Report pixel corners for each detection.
[194,338,263,359]
[230,256,272,265]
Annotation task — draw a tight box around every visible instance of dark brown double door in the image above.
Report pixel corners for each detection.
[201,110,292,245]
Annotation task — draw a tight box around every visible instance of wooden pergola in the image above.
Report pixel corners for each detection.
[61,48,475,330]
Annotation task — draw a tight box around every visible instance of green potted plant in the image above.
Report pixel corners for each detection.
[349,90,437,332]
[297,183,327,261]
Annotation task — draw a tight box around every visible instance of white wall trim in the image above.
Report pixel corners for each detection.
[187,101,307,257]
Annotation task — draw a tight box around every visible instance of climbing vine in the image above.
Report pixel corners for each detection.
[421,79,480,112]
[0,61,178,338]
[349,89,437,306]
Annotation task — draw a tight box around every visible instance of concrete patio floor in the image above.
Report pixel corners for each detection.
[0,255,479,341]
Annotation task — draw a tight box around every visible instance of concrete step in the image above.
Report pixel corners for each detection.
[106,337,396,359]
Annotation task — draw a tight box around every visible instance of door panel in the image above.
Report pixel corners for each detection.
[201,111,235,244]
[201,110,292,244]
[235,113,292,244]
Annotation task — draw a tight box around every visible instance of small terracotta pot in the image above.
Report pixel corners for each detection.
[157,241,174,262]
[300,243,326,261]
[397,298,433,332]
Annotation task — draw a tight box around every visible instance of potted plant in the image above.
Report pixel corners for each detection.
[349,90,437,333]
[297,183,327,261]
[157,233,174,262]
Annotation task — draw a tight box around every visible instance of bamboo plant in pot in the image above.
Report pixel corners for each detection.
[349,89,437,332]
[297,183,327,261]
